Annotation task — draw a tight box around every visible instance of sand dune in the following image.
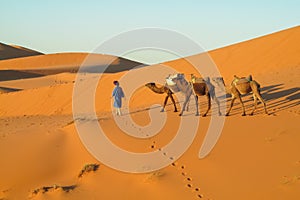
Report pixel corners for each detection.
[0,42,43,60]
[0,26,299,200]
[0,53,146,87]
[164,25,300,80]
[0,53,146,72]
[210,25,300,78]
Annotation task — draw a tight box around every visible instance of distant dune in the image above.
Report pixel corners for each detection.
[0,53,146,81]
[0,42,43,60]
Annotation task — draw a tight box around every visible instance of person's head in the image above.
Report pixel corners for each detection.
[113,80,119,86]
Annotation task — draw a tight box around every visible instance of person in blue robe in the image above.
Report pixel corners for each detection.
[112,80,125,116]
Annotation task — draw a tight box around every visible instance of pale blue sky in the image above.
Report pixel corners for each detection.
[0,0,299,63]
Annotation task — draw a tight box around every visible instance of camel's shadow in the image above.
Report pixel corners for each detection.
[261,84,300,114]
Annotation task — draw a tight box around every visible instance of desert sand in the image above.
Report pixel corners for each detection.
[0,26,299,200]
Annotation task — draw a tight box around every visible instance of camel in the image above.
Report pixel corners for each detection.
[167,74,221,117]
[212,75,268,116]
[145,82,178,112]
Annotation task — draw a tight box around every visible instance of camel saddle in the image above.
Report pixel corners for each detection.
[191,76,205,84]
[232,75,252,86]
[165,74,184,93]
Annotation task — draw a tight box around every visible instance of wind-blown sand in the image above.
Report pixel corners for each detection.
[0,26,299,200]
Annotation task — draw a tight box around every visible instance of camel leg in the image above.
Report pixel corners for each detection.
[194,95,200,116]
[161,95,169,112]
[169,94,178,112]
[179,94,191,116]
[186,93,196,112]
[226,97,236,116]
[212,94,222,116]
[237,95,246,116]
[256,92,269,115]
[186,98,190,112]
[202,93,211,117]
[250,94,258,116]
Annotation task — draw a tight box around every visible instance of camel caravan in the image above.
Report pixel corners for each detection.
[145,73,268,117]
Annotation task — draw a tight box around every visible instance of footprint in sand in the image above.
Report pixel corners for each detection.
[150,141,156,149]
[166,154,205,199]
[158,150,205,198]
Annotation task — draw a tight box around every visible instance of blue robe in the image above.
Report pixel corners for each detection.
[112,86,124,108]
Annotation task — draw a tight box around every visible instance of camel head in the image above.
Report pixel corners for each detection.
[233,75,240,79]
[145,82,155,88]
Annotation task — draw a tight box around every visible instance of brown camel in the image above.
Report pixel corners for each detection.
[212,75,268,116]
[190,74,221,116]
[145,82,178,112]
[167,74,221,117]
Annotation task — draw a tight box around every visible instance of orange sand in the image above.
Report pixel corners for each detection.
[0,26,299,200]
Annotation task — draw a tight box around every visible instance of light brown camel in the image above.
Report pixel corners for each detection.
[167,74,221,117]
[212,75,268,116]
[145,83,178,112]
